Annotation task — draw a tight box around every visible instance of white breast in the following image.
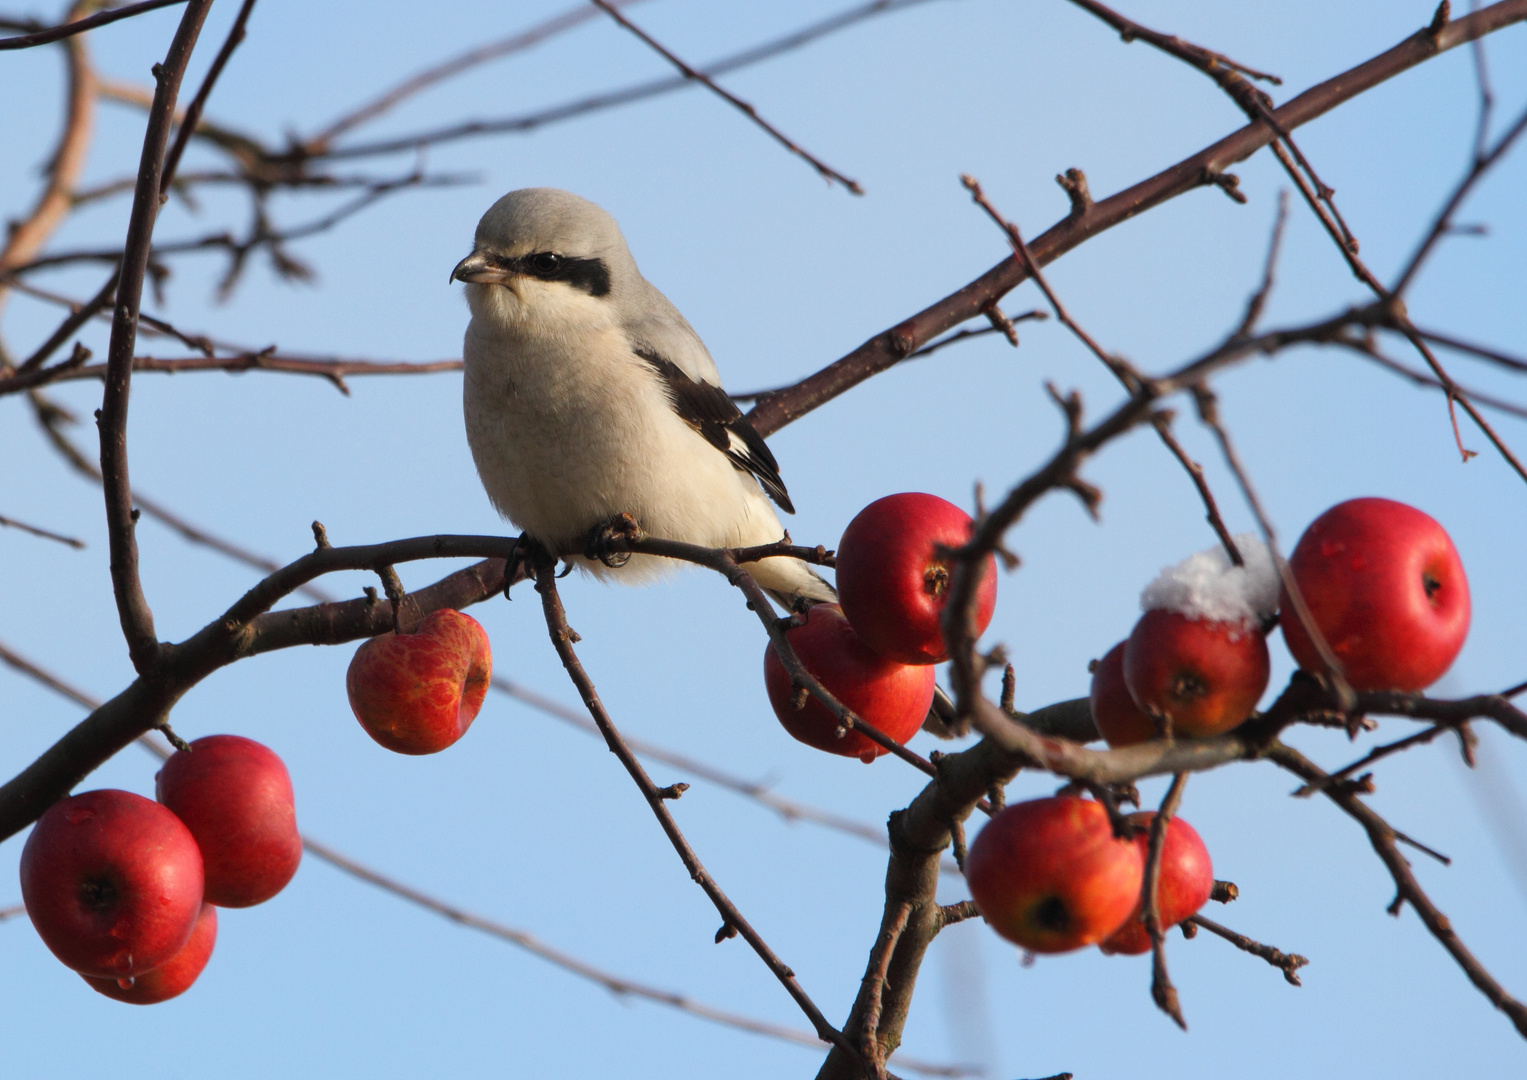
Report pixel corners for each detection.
[462,283,786,578]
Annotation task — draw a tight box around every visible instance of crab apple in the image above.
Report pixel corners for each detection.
[1090,641,1158,747]
[347,608,492,754]
[1100,812,1214,956]
[81,902,217,1005]
[155,735,302,908]
[1281,497,1470,691]
[20,789,204,980]
[763,604,936,763]
[965,796,1144,954]
[835,492,998,665]
[1123,610,1270,738]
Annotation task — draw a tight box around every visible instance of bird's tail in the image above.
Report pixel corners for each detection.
[748,554,838,611]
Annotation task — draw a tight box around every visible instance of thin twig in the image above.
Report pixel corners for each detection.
[1414,325,1527,376]
[160,0,259,193]
[1144,774,1189,1029]
[301,0,650,150]
[97,0,215,673]
[1270,741,1527,1038]
[1192,385,1355,712]
[961,174,1248,568]
[1187,913,1308,986]
[590,0,862,193]
[1293,724,1450,797]
[1344,341,1527,423]
[298,837,962,1076]
[0,513,85,549]
[531,559,863,1064]
[1393,99,1527,296]
[1149,413,1242,565]
[743,2,1527,440]
[0,0,185,50]
[2,353,464,396]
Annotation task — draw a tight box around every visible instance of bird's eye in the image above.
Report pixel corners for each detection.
[531,252,562,274]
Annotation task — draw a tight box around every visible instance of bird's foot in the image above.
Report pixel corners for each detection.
[584,513,642,568]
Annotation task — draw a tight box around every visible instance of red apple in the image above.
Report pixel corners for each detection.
[347,608,492,754]
[1099,812,1214,956]
[156,735,302,908]
[764,604,936,762]
[965,796,1144,954]
[20,789,204,980]
[1123,609,1269,738]
[835,492,998,665]
[81,901,217,1004]
[1281,497,1469,691]
[1090,641,1158,747]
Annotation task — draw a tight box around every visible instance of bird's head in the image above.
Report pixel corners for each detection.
[451,188,633,332]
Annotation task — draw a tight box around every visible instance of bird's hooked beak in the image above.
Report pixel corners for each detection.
[450,250,514,285]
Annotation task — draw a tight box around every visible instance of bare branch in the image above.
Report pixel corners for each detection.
[308,0,931,165]
[97,0,215,673]
[530,557,862,1064]
[1187,913,1308,986]
[1269,741,1527,1038]
[300,836,964,1077]
[589,0,862,193]
[301,0,650,151]
[0,1,98,319]
[744,1,1527,438]
[0,0,185,51]
[1143,773,1189,1029]
[160,0,259,192]
[1,352,463,397]
[1393,99,1527,295]
[0,513,85,549]
[1414,325,1527,376]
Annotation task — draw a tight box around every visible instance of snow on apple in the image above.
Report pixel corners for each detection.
[1139,534,1278,627]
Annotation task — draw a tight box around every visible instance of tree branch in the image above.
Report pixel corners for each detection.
[97,0,214,673]
[0,0,185,50]
[530,557,862,1064]
[743,0,1527,438]
[1269,741,1527,1039]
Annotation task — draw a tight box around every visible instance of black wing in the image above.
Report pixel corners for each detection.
[633,343,795,514]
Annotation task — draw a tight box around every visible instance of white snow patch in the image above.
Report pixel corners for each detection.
[1139,534,1279,625]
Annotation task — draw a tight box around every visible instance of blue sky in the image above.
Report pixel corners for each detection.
[2,2,1525,1077]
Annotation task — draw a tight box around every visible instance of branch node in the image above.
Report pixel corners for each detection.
[657,782,689,801]
[1203,168,1249,203]
[375,565,405,632]
[311,520,331,549]
[982,301,1020,347]
[1056,167,1093,219]
[156,720,193,754]
[1427,0,1451,43]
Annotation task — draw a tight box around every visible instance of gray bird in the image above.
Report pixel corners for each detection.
[450,188,835,608]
